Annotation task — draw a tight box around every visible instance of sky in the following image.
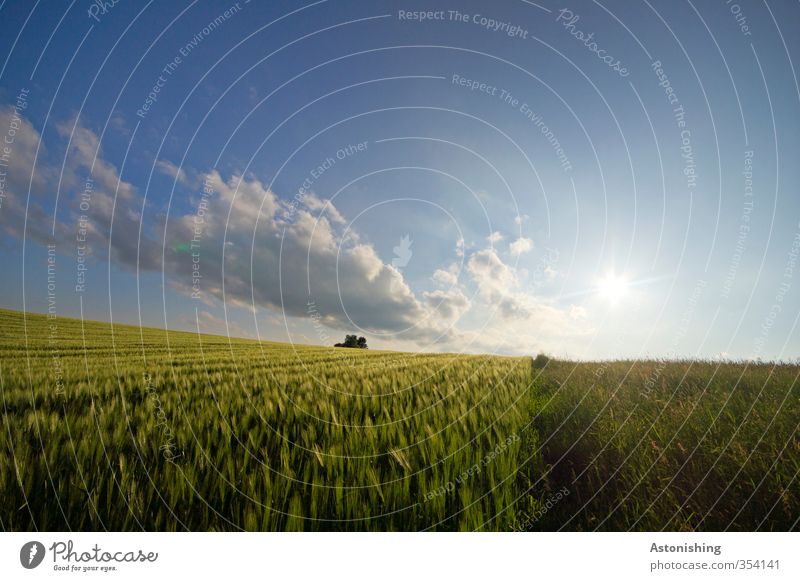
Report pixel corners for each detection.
[0,0,799,360]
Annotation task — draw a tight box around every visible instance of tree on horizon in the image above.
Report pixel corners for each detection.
[334,334,368,349]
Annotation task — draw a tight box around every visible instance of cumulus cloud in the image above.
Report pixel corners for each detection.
[509,237,534,255]
[159,169,457,340]
[569,305,587,319]
[423,287,470,323]
[468,250,515,295]
[468,248,533,319]
[155,159,189,185]
[487,231,503,243]
[432,264,459,287]
[0,107,132,254]
[299,191,346,225]
[0,108,592,354]
[455,237,465,257]
[0,111,446,340]
[465,248,592,345]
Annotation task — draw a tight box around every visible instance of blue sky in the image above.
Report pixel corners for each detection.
[1,0,798,359]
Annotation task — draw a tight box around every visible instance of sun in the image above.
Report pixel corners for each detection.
[596,273,630,301]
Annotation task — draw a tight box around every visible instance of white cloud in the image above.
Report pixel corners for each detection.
[509,237,534,255]
[0,111,445,341]
[487,231,504,243]
[155,159,189,184]
[0,108,593,355]
[467,248,532,319]
[468,249,516,296]
[423,288,471,323]
[299,191,346,224]
[569,305,587,319]
[0,108,146,265]
[432,264,459,287]
[161,169,450,340]
[463,248,593,351]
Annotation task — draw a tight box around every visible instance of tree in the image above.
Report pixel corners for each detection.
[334,334,368,349]
[532,353,551,369]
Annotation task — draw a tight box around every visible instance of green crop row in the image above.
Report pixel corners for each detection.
[1,309,796,531]
[0,309,532,531]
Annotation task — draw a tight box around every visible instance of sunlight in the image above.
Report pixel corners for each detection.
[596,273,630,302]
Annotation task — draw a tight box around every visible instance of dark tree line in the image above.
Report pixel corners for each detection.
[334,334,368,349]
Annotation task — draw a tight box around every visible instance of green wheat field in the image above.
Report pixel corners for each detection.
[0,308,797,531]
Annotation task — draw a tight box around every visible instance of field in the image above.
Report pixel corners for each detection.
[0,308,797,531]
[526,359,799,531]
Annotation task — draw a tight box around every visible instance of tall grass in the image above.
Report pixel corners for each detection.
[1,309,796,531]
[0,309,531,531]
[521,359,799,531]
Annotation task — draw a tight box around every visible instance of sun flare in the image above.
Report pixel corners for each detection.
[597,273,630,301]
